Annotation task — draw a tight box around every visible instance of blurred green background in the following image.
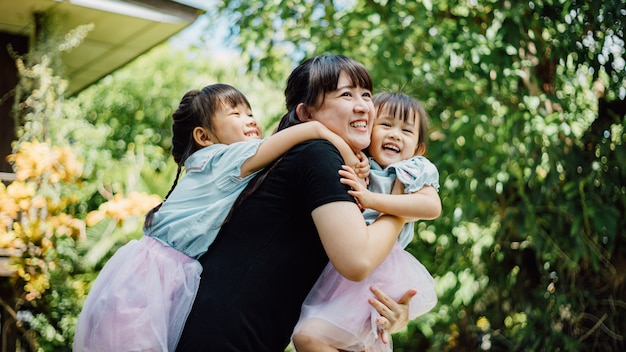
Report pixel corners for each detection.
[1,1,624,351]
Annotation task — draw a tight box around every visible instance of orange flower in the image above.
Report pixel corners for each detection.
[87,191,161,226]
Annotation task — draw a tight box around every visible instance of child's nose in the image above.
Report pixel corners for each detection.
[388,129,401,140]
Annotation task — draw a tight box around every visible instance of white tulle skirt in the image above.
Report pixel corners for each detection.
[293,243,437,352]
[73,236,202,352]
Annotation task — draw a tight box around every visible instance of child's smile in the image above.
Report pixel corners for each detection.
[369,114,420,168]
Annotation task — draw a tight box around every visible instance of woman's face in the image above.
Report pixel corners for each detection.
[306,72,374,152]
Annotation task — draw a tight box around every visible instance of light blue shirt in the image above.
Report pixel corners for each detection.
[146,140,264,259]
[362,156,440,248]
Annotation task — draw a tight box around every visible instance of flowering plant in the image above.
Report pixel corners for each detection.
[1,20,162,350]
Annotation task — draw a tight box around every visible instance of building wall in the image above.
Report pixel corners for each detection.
[0,32,28,173]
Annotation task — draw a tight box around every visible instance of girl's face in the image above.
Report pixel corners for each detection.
[368,107,420,168]
[212,103,262,144]
[306,72,374,152]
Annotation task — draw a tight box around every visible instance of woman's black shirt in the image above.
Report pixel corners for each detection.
[176,140,355,351]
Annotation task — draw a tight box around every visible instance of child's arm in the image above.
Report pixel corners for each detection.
[240,121,359,177]
[339,166,441,221]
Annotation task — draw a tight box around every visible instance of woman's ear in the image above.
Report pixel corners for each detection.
[295,103,312,122]
[193,127,215,147]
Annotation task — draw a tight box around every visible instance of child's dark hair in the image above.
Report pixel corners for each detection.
[144,83,251,229]
[373,92,429,154]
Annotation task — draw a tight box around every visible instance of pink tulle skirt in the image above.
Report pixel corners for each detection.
[73,236,202,352]
[293,243,437,352]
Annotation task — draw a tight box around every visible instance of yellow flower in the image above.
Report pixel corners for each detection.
[53,145,83,181]
[7,141,83,183]
[24,273,49,301]
[31,195,47,209]
[86,211,106,227]
[49,214,85,240]
[9,142,52,181]
[0,231,16,248]
[0,183,19,219]
[477,316,490,332]
[6,181,36,202]
[87,191,161,226]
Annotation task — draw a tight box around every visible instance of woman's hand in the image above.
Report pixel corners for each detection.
[368,286,417,344]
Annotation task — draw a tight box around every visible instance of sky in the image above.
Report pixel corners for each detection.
[170,0,235,54]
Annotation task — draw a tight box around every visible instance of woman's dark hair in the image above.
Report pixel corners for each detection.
[226,54,373,222]
[372,92,429,154]
[145,84,251,229]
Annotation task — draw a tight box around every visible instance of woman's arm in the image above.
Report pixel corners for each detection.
[339,166,442,221]
[311,201,405,281]
[240,121,359,177]
[312,200,412,333]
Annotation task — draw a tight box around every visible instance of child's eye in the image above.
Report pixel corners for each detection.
[362,91,372,98]
[403,129,414,133]
[340,91,352,97]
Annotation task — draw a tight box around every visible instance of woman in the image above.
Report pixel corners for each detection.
[176,54,415,351]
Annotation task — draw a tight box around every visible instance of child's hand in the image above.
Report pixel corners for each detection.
[354,152,370,184]
[339,165,375,209]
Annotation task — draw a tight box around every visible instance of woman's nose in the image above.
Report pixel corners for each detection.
[354,98,370,113]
